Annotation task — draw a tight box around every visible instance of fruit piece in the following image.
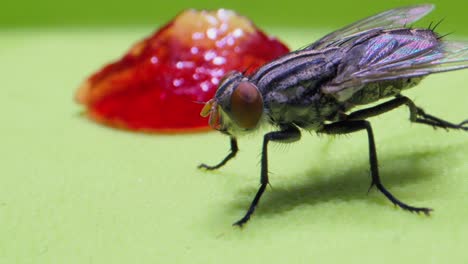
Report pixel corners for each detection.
[76,9,289,132]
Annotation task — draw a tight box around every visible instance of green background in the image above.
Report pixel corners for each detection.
[1,0,468,263]
[2,0,468,35]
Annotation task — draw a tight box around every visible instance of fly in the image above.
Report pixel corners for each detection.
[199,4,468,227]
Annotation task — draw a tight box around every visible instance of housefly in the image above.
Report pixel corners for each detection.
[199,4,468,226]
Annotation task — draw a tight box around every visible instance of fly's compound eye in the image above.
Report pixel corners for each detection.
[230,81,263,129]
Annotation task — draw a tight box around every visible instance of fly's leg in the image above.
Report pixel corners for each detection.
[234,125,301,227]
[346,95,467,131]
[409,106,468,131]
[198,137,238,170]
[318,120,432,215]
[346,96,413,120]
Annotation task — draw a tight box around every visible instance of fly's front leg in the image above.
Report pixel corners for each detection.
[346,95,467,131]
[319,120,432,215]
[198,137,238,170]
[234,125,301,227]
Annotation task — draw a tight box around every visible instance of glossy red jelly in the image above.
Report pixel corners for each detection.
[76,9,289,132]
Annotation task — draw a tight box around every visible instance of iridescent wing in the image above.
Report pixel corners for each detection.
[307,4,434,50]
[322,30,468,101]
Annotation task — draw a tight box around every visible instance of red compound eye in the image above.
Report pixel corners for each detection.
[75,9,289,133]
[230,81,263,129]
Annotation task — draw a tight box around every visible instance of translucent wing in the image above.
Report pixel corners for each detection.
[355,41,468,78]
[307,4,434,50]
[322,30,468,101]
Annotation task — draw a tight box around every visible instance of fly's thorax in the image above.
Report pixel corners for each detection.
[201,71,265,135]
[263,88,343,130]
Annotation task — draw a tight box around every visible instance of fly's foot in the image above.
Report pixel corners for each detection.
[232,217,249,228]
[375,183,432,216]
[198,137,239,171]
[198,163,219,170]
[459,120,468,131]
[389,198,433,216]
[415,108,468,131]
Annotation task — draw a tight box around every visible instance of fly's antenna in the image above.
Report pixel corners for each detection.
[179,97,208,105]
[191,100,208,104]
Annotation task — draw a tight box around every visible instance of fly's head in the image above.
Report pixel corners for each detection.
[200,71,264,135]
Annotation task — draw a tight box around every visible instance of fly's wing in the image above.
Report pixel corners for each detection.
[322,30,468,101]
[307,4,434,50]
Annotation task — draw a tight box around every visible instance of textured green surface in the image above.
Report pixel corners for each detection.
[1,28,467,263]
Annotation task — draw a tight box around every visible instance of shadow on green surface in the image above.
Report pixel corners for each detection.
[228,142,466,220]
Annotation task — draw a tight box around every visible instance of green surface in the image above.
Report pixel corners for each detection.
[1,27,468,263]
[3,0,468,35]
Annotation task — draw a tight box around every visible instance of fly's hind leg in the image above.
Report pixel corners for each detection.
[198,137,238,170]
[409,104,468,131]
[346,95,467,131]
[319,120,432,215]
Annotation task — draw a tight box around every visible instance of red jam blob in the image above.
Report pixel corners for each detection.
[76,9,289,133]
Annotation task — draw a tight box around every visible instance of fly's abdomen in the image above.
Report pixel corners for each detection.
[347,76,423,105]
